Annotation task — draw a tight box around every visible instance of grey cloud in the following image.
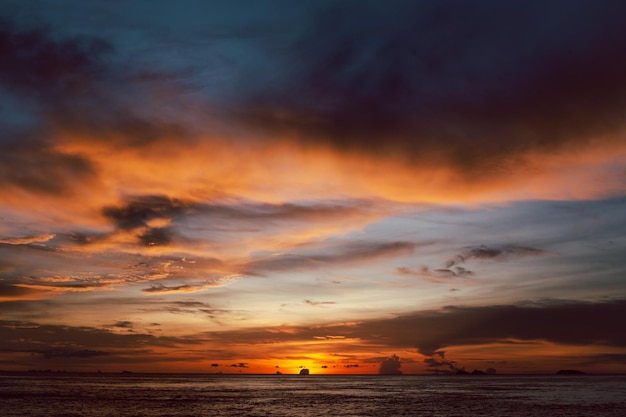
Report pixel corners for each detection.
[445,245,546,268]
[102,195,188,231]
[39,349,111,359]
[103,197,377,248]
[142,283,197,294]
[199,200,378,222]
[231,362,248,368]
[139,227,173,247]
[0,320,204,360]
[112,321,133,329]
[397,265,474,284]
[304,299,336,307]
[205,299,626,357]
[0,243,227,301]
[244,241,415,275]
[378,354,402,375]
[356,299,626,356]
[140,300,234,318]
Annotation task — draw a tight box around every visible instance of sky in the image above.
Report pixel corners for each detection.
[1,0,626,375]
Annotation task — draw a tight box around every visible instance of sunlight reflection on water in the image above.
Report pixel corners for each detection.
[1,374,625,416]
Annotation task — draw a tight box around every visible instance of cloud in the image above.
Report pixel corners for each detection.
[0,141,98,196]
[142,278,237,294]
[446,245,546,268]
[244,241,416,275]
[232,1,626,199]
[422,350,463,374]
[304,299,336,307]
[102,196,188,231]
[0,320,203,361]
[579,353,626,367]
[230,362,249,368]
[0,21,110,198]
[140,300,235,319]
[111,321,134,329]
[0,235,231,297]
[39,349,111,359]
[193,200,379,224]
[138,227,173,247]
[378,354,402,375]
[204,299,626,357]
[0,283,49,301]
[0,20,111,102]
[397,266,474,284]
[397,244,544,284]
[0,234,56,245]
[356,299,626,356]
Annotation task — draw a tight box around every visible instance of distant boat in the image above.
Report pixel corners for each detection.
[299,368,310,375]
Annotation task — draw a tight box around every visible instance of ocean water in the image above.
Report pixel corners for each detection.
[1,373,625,417]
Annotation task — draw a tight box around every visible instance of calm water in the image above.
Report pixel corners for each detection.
[1,374,625,416]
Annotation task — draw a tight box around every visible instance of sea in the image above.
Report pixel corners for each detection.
[1,373,625,417]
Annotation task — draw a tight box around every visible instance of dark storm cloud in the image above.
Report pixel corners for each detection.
[102,195,188,231]
[0,19,168,196]
[243,241,415,275]
[205,299,626,355]
[0,18,194,197]
[0,20,111,103]
[102,197,372,247]
[101,196,192,247]
[138,227,173,247]
[237,0,626,176]
[0,320,203,355]
[357,299,626,356]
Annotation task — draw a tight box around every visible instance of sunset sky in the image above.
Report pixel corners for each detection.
[1,0,626,375]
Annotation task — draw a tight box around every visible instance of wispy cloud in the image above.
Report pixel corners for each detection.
[445,245,547,268]
[142,277,238,295]
[304,299,336,307]
[0,234,56,245]
[243,241,416,275]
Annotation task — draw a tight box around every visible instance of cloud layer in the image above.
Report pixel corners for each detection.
[1,1,626,373]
